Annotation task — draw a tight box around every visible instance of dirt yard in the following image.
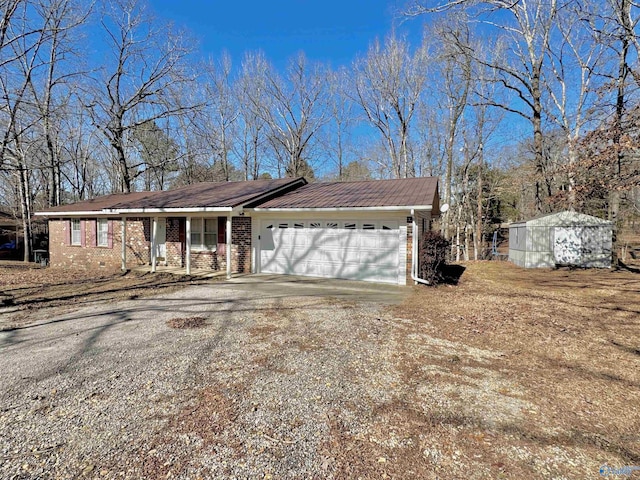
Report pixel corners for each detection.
[0,262,638,479]
[0,264,214,330]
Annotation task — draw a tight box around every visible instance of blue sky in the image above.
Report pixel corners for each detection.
[150,0,421,68]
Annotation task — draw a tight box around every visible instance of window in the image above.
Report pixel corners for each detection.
[344,222,356,230]
[293,222,304,229]
[97,219,109,247]
[309,222,321,229]
[326,222,338,229]
[278,222,289,229]
[190,218,217,250]
[71,219,81,245]
[362,223,376,230]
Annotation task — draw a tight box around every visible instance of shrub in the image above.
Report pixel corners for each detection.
[418,230,450,285]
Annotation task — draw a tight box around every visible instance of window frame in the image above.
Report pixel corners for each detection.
[190,217,218,251]
[71,219,81,246]
[97,219,109,247]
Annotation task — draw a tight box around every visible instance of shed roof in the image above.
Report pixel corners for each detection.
[512,211,612,227]
[252,177,439,209]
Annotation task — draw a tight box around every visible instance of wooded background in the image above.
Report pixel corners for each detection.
[1,0,638,262]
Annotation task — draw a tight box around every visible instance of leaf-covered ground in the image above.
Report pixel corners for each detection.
[0,264,214,330]
[387,262,640,478]
[0,261,638,479]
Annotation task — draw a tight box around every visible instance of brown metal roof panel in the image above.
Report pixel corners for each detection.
[112,178,301,209]
[40,191,155,214]
[255,177,439,208]
[38,178,306,214]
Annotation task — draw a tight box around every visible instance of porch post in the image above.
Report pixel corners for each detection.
[151,216,158,273]
[121,216,127,272]
[185,216,191,275]
[226,213,232,279]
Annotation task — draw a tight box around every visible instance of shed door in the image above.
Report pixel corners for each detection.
[259,219,401,284]
[553,227,582,265]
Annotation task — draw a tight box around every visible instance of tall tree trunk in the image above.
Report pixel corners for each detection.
[475,144,483,260]
[609,0,631,265]
[17,164,32,262]
[532,68,546,213]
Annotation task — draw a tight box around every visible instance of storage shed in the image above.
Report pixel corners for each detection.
[509,211,612,268]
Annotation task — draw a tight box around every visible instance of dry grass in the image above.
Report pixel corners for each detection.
[366,261,640,478]
[0,264,214,329]
[2,261,638,478]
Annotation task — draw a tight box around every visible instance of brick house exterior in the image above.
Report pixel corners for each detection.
[49,217,150,269]
[38,177,439,285]
[49,216,252,274]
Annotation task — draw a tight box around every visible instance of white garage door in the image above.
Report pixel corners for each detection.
[259,219,401,284]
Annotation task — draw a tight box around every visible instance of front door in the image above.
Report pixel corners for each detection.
[156,219,167,263]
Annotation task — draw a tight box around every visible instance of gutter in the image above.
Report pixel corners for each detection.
[410,208,430,286]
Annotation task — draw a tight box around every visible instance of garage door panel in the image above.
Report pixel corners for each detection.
[260,218,401,284]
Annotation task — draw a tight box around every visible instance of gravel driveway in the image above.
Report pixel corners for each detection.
[0,279,410,479]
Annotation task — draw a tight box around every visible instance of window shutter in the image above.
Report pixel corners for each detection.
[107,220,114,249]
[217,217,226,256]
[89,220,97,246]
[80,220,86,247]
[65,220,71,245]
[217,217,226,244]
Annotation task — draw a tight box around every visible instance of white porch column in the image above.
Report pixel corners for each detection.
[185,216,191,275]
[121,216,127,272]
[151,217,158,273]
[226,213,232,279]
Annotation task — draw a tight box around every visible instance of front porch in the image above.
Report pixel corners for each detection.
[120,214,251,279]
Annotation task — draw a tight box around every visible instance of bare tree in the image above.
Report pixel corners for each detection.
[88,0,195,192]
[202,52,239,182]
[352,33,429,178]
[432,22,472,238]
[260,52,329,179]
[27,0,90,207]
[408,0,565,212]
[0,0,58,261]
[324,66,357,179]
[235,51,269,180]
[543,0,605,208]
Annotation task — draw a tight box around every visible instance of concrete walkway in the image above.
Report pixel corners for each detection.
[130,266,410,304]
[223,273,410,304]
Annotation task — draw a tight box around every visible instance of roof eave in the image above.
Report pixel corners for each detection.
[35,206,235,217]
[249,205,433,213]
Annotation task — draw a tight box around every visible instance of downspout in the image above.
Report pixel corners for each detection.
[411,209,430,285]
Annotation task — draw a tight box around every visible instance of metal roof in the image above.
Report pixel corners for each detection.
[512,211,612,227]
[36,177,440,216]
[252,177,439,209]
[38,178,306,215]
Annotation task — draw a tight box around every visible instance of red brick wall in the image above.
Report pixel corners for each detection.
[232,216,251,273]
[165,218,183,267]
[49,218,150,269]
[186,216,251,273]
[49,215,251,273]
